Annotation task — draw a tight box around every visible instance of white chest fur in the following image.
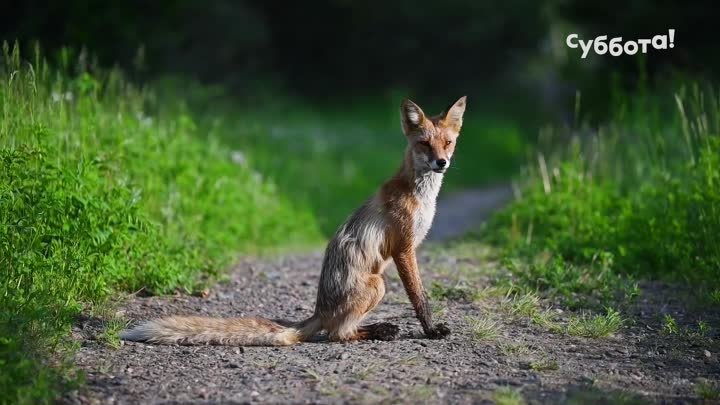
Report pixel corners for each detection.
[412,172,443,245]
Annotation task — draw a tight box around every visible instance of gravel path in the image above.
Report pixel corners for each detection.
[67,188,719,405]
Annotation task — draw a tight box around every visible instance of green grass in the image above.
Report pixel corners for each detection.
[493,386,525,405]
[467,314,501,341]
[498,343,535,356]
[661,314,680,335]
[566,308,624,338]
[483,82,720,304]
[501,292,563,332]
[0,43,322,404]
[529,358,559,372]
[97,318,130,350]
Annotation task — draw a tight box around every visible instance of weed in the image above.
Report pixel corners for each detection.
[567,308,623,338]
[531,310,563,333]
[501,292,562,333]
[662,314,680,335]
[710,290,720,305]
[467,315,500,341]
[509,293,541,317]
[529,358,560,372]
[97,318,129,349]
[498,343,534,356]
[696,320,711,337]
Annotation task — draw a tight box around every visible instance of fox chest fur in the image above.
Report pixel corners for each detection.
[411,172,443,246]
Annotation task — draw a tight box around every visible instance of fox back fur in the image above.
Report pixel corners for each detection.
[121,96,467,345]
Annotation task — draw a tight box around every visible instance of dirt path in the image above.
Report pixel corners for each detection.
[67,188,719,405]
[428,184,513,241]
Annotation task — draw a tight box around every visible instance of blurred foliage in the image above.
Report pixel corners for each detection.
[2,1,546,97]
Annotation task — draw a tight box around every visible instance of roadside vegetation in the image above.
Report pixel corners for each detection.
[0,43,323,404]
[0,43,526,405]
[482,81,720,306]
[428,80,719,366]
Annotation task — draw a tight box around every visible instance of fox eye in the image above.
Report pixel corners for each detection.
[418,141,431,148]
[445,140,453,146]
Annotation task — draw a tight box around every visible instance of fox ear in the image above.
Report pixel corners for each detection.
[441,96,467,132]
[400,99,426,135]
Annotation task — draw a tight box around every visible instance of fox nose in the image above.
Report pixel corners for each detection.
[436,159,447,168]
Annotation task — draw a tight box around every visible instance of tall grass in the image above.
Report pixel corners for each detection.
[487,83,720,303]
[0,43,321,404]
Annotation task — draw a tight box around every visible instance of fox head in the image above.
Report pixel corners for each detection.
[400,96,467,174]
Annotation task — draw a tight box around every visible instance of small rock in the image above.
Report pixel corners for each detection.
[250,391,260,397]
[704,350,711,358]
[226,362,240,369]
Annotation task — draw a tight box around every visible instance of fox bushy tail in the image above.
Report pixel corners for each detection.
[119,315,322,346]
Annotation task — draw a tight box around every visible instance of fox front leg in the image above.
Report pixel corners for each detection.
[393,249,451,339]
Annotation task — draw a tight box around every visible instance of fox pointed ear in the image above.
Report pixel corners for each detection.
[441,96,467,132]
[400,99,426,135]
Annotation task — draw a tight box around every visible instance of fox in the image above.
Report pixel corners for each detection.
[120,96,467,345]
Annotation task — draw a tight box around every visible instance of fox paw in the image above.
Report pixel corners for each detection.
[426,323,451,339]
[367,322,400,341]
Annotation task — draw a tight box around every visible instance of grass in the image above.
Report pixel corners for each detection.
[695,379,720,400]
[97,318,129,350]
[498,343,535,356]
[0,43,315,404]
[479,81,720,306]
[659,315,713,341]
[529,358,559,372]
[661,314,680,335]
[499,290,623,338]
[467,315,501,341]
[500,291,563,333]
[493,386,525,405]
[696,320,711,337]
[566,308,624,338]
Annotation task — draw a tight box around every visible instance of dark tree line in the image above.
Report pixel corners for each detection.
[2,0,718,97]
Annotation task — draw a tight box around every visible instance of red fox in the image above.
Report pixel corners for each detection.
[120,96,467,345]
